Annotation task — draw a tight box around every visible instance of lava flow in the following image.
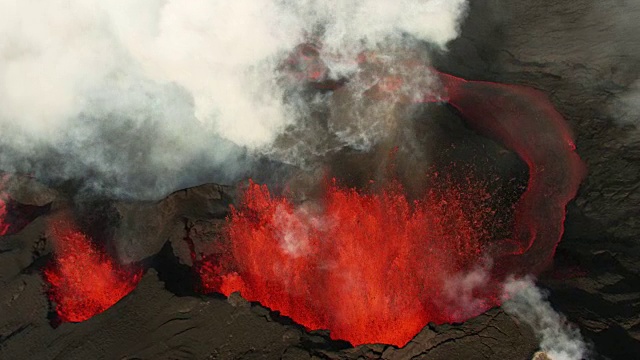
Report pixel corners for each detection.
[434,72,587,276]
[198,176,502,346]
[0,177,9,236]
[0,196,8,236]
[195,52,586,346]
[44,219,142,322]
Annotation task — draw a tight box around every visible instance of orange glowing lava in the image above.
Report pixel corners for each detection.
[44,220,142,322]
[194,50,586,346]
[198,177,502,346]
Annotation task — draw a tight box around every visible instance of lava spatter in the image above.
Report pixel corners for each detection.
[198,176,500,346]
[44,220,142,322]
[434,72,587,276]
[195,61,586,346]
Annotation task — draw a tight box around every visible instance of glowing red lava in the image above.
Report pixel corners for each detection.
[0,179,8,236]
[196,57,586,346]
[433,72,587,277]
[199,176,502,346]
[0,197,8,236]
[44,219,142,322]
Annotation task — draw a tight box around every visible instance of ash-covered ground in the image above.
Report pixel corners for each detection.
[1,0,640,359]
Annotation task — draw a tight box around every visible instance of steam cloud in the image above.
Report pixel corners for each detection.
[0,0,468,199]
[442,260,493,320]
[502,277,589,360]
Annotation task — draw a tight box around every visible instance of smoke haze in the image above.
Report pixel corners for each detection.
[0,0,468,199]
[502,277,589,360]
[612,79,640,128]
[441,260,494,321]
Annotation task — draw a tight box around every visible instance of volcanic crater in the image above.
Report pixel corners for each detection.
[1,0,640,360]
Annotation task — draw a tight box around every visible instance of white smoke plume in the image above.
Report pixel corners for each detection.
[441,260,494,321]
[0,0,468,199]
[273,202,329,258]
[502,277,589,360]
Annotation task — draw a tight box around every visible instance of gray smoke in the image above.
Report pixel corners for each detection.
[440,268,590,359]
[502,277,589,360]
[0,0,468,199]
[612,79,640,127]
[441,260,493,321]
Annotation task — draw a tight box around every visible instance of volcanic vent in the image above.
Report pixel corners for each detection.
[0,58,585,348]
[3,0,639,359]
[191,55,586,347]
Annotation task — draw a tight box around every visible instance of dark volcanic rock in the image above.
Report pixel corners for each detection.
[0,270,300,360]
[0,217,50,287]
[540,243,640,359]
[164,183,234,267]
[379,310,538,360]
[1,175,58,207]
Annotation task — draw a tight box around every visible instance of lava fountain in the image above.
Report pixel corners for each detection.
[199,175,501,346]
[196,48,586,347]
[44,217,143,322]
